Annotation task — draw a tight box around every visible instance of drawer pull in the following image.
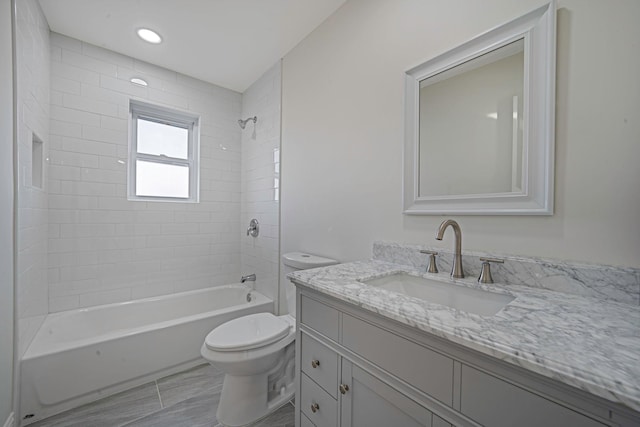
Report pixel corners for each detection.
[339,384,350,394]
[310,403,320,413]
[311,359,320,368]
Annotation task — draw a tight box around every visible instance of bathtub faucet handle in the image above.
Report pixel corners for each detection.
[241,274,256,283]
[247,219,259,237]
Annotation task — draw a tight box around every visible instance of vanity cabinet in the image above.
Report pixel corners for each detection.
[297,291,457,427]
[294,287,640,427]
[299,331,451,427]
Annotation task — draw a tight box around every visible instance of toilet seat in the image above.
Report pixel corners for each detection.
[204,312,291,352]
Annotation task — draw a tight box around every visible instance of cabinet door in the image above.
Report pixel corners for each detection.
[340,359,433,427]
[432,414,453,427]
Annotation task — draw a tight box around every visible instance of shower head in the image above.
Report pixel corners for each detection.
[238,116,257,129]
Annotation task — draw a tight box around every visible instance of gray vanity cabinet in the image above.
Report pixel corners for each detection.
[296,290,456,427]
[299,331,451,427]
[294,287,639,427]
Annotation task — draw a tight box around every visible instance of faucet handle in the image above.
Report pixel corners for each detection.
[246,218,259,237]
[419,250,439,274]
[478,258,504,284]
[479,257,505,264]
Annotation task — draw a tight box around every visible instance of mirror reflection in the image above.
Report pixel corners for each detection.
[418,39,524,197]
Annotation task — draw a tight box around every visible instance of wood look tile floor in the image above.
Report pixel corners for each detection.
[29,364,294,427]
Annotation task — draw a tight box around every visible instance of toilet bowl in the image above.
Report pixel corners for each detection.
[201,252,338,427]
[201,313,296,427]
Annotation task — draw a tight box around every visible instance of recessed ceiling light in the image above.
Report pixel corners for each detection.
[130,77,148,86]
[137,28,162,44]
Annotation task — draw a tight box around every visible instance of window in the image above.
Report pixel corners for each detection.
[128,101,200,202]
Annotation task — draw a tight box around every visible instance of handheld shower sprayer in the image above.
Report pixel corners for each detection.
[238,116,257,129]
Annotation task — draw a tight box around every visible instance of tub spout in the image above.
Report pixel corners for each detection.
[241,274,256,283]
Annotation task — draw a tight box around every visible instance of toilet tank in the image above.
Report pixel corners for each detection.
[282,252,338,317]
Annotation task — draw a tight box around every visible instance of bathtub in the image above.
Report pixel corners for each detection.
[20,284,273,425]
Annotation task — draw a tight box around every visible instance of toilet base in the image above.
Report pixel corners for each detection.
[215,342,295,427]
[217,374,294,427]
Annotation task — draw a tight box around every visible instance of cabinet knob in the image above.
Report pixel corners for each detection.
[311,359,320,368]
[310,402,320,413]
[339,384,350,394]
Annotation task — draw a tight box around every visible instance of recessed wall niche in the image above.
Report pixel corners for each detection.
[31,133,43,189]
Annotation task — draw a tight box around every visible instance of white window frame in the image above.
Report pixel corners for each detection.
[128,100,200,202]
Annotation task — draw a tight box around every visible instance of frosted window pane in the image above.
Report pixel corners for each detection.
[137,119,188,159]
[136,160,189,198]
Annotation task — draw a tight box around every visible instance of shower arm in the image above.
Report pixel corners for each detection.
[238,116,257,129]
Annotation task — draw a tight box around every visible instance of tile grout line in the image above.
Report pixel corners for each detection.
[154,380,164,409]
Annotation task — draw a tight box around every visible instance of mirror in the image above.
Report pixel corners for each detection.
[404,2,555,215]
[419,39,524,197]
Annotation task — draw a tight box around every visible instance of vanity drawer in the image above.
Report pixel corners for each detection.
[460,364,607,427]
[301,332,339,398]
[342,314,454,405]
[300,295,340,341]
[300,372,338,427]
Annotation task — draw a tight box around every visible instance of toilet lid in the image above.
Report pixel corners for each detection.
[204,313,291,352]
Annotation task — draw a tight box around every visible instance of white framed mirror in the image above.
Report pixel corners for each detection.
[403,2,556,215]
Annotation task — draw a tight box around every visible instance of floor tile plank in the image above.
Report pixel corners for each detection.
[156,364,224,408]
[29,382,161,427]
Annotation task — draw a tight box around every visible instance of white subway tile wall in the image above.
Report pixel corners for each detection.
[47,33,243,312]
[16,0,50,354]
[240,62,282,307]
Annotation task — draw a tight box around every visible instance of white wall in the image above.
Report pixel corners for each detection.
[281,0,640,269]
[240,61,282,307]
[15,0,50,355]
[0,0,15,422]
[47,33,243,312]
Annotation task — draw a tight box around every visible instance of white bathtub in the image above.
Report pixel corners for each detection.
[20,284,273,425]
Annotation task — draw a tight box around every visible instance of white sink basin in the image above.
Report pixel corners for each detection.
[361,273,514,316]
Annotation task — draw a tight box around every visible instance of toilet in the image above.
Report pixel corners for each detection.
[201,252,338,427]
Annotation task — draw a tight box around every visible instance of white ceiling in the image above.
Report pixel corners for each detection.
[38,0,346,93]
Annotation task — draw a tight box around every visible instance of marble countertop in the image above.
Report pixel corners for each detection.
[288,260,640,413]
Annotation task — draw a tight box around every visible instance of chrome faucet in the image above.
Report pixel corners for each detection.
[435,219,464,278]
[241,274,256,283]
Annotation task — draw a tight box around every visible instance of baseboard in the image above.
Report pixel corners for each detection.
[3,412,14,427]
